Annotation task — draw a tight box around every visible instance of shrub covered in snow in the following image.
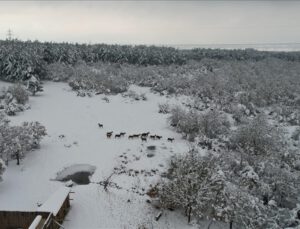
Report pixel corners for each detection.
[45,62,75,82]
[230,114,284,156]
[0,158,5,182]
[158,151,222,222]
[26,75,43,96]
[291,127,300,141]
[168,106,186,128]
[0,85,30,116]
[68,63,129,95]
[0,117,47,165]
[7,84,29,105]
[157,145,300,228]
[158,103,170,114]
[157,150,270,227]
[274,105,300,125]
[125,90,147,101]
[169,107,230,141]
[198,110,230,139]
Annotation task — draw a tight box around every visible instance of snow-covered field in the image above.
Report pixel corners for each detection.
[0,82,202,228]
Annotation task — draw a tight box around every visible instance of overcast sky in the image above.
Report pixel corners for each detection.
[0,1,299,45]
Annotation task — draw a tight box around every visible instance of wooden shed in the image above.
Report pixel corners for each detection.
[0,187,71,229]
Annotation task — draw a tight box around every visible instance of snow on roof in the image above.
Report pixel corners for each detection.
[38,187,70,216]
[28,215,42,229]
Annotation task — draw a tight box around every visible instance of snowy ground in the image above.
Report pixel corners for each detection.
[0,82,206,228]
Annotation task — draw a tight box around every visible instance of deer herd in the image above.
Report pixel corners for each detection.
[98,123,175,142]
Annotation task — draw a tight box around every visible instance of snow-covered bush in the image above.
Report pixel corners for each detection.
[176,110,201,141]
[7,84,29,105]
[259,160,299,210]
[230,114,284,156]
[157,145,300,228]
[68,63,129,95]
[275,106,300,125]
[157,150,275,228]
[69,76,97,92]
[0,158,5,182]
[158,150,221,222]
[26,75,43,96]
[169,107,230,141]
[291,127,300,141]
[168,106,186,127]
[101,76,128,94]
[169,106,200,140]
[125,90,147,101]
[158,103,170,114]
[198,110,230,139]
[231,104,249,124]
[0,85,29,116]
[0,119,46,165]
[45,62,75,81]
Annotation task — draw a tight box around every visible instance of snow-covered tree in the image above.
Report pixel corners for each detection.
[158,103,170,114]
[0,158,5,182]
[168,107,230,141]
[27,75,43,96]
[158,150,218,222]
[157,143,300,229]
[0,119,46,165]
[0,85,29,116]
[231,114,284,156]
[198,110,230,139]
[157,150,275,228]
[7,84,29,105]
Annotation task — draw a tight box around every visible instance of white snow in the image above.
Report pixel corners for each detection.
[28,215,42,229]
[38,186,70,216]
[0,81,12,89]
[0,82,195,228]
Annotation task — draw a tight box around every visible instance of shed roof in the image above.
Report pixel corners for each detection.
[38,187,70,216]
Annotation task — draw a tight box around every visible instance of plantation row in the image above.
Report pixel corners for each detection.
[1,39,300,82]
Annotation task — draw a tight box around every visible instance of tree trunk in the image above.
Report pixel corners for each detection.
[187,206,192,223]
[229,221,233,229]
[207,220,213,229]
[16,152,20,165]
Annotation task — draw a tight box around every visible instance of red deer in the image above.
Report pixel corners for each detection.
[141,136,147,142]
[59,134,65,139]
[128,135,134,139]
[106,131,113,138]
[133,134,140,138]
[141,132,150,137]
[155,135,162,140]
[115,134,121,138]
[167,138,174,142]
[120,132,126,136]
[98,123,103,128]
[150,135,156,139]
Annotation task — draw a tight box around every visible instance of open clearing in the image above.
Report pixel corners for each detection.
[0,82,197,228]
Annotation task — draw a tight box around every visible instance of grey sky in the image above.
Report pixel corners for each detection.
[0,1,299,45]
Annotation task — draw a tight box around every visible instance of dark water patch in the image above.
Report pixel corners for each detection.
[55,164,96,185]
[58,171,92,185]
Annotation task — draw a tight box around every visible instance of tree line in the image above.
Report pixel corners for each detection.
[1,39,300,82]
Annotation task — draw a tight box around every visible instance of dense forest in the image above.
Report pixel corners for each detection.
[1,39,300,82]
